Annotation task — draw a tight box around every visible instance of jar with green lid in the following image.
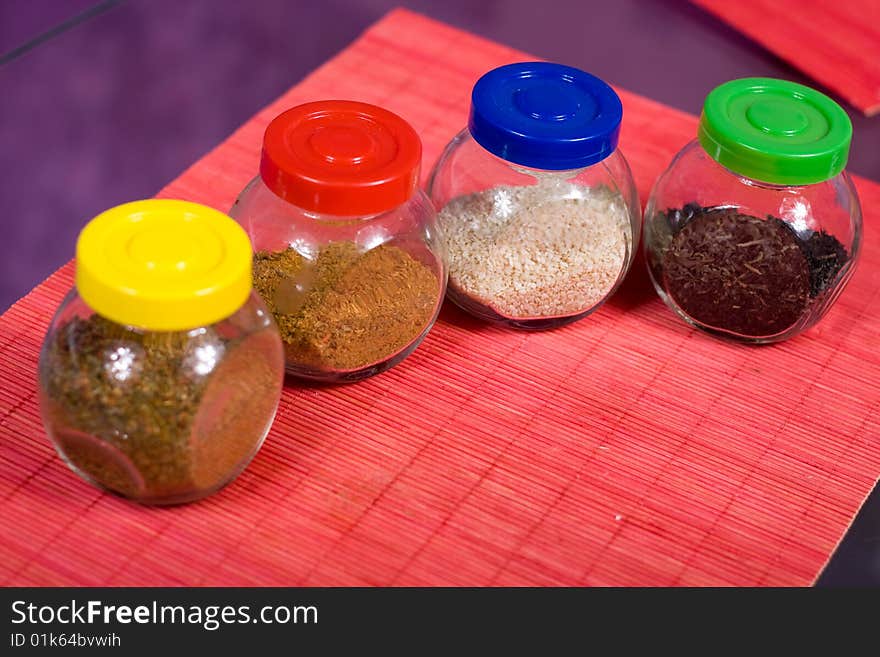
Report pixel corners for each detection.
[644,78,862,343]
[38,200,285,504]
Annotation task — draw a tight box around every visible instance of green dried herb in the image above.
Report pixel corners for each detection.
[40,314,280,503]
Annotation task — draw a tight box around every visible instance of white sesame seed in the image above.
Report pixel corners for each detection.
[438,181,631,319]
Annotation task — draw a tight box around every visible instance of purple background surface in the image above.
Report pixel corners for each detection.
[1,0,878,586]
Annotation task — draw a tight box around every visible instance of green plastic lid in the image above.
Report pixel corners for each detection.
[698,78,852,186]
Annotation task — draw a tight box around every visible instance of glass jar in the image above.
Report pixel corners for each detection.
[427,62,640,329]
[644,78,861,343]
[230,101,446,382]
[38,200,285,505]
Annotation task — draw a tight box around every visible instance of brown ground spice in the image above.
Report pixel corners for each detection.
[40,315,280,502]
[253,242,440,372]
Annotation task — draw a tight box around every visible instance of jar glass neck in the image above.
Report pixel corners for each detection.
[508,163,590,179]
[707,153,812,192]
[736,174,809,192]
[297,206,389,224]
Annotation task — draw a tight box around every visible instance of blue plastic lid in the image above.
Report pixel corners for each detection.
[468,62,623,171]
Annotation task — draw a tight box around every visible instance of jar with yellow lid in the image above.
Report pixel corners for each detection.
[38,200,285,504]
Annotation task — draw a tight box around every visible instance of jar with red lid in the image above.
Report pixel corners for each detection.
[230,101,446,382]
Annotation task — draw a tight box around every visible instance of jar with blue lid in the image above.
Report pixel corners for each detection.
[427,62,640,329]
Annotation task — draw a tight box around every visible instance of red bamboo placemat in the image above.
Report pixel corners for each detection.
[692,0,880,116]
[1,8,879,587]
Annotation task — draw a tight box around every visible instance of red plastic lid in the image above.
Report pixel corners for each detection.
[259,100,422,216]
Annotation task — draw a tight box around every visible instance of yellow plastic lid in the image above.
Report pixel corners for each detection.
[76,199,253,331]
